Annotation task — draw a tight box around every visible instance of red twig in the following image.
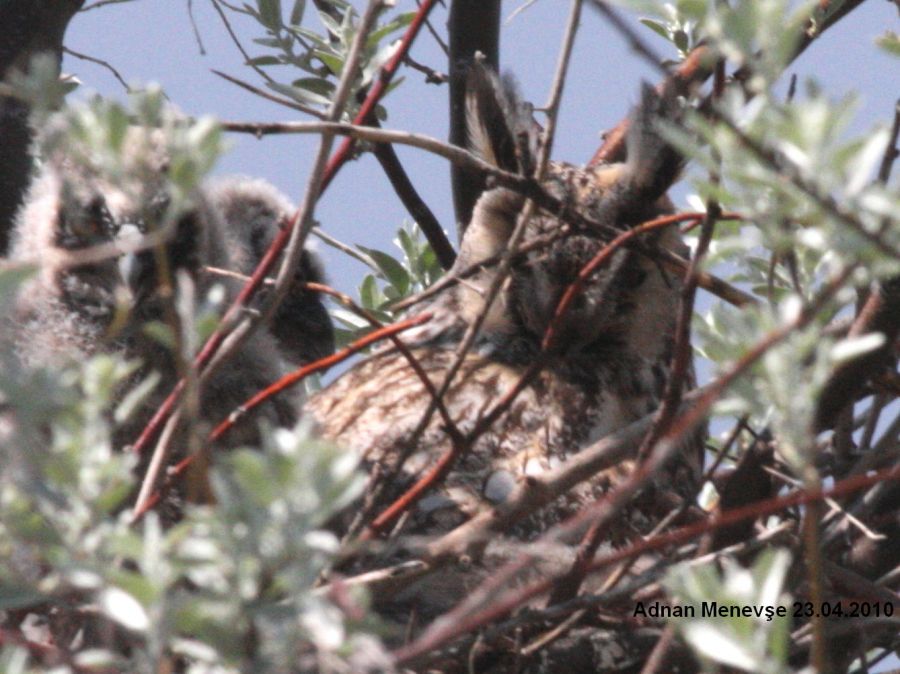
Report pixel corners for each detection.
[548,204,720,605]
[471,212,707,442]
[128,0,439,460]
[396,267,853,663]
[320,0,440,193]
[130,312,432,520]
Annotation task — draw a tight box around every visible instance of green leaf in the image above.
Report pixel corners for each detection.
[640,18,670,41]
[289,0,306,25]
[267,80,331,107]
[292,77,335,97]
[252,37,284,48]
[257,0,282,30]
[358,246,410,296]
[876,31,900,56]
[359,274,378,309]
[246,55,282,66]
[314,49,344,75]
[366,11,415,49]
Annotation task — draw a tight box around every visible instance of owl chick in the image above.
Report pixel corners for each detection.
[207,176,335,367]
[307,64,703,655]
[3,124,301,455]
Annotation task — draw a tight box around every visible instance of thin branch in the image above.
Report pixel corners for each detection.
[394,461,900,665]
[320,0,441,193]
[210,0,277,87]
[876,99,900,184]
[310,226,379,271]
[548,202,719,605]
[212,69,326,118]
[131,311,433,520]
[130,0,391,516]
[63,46,131,92]
[369,120,456,269]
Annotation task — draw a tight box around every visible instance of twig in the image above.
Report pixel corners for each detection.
[403,54,448,84]
[131,312,433,520]
[130,0,390,518]
[320,0,441,193]
[310,227,380,270]
[548,202,719,605]
[63,46,131,92]
[369,119,456,269]
[212,69,325,118]
[211,0,277,87]
[394,462,900,665]
[876,99,900,184]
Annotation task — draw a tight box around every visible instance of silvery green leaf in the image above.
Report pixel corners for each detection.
[830,332,886,364]
[99,586,150,632]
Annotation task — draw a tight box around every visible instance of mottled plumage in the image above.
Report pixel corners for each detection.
[208,176,335,367]
[2,124,334,453]
[307,65,704,658]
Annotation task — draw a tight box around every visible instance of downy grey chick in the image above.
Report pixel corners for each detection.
[207,176,335,368]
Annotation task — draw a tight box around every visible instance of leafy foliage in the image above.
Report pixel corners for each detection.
[227,0,414,120]
[331,221,443,346]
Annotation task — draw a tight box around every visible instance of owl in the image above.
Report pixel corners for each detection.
[208,175,335,368]
[307,65,704,668]
[2,123,333,455]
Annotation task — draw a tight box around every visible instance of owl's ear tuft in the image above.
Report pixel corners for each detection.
[623,82,684,201]
[465,63,540,176]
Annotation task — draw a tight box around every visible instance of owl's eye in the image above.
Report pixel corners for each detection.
[87,196,117,237]
[137,192,172,233]
[56,193,115,249]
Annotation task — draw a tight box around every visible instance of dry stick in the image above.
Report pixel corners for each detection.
[437,520,795,668]
[130,0,393,518]
[212,69,325,118]
[131,312,433,518]
[129,0,437,518]
[393,268,853,663]
[197,315,432,471]
[210,0,279,91]
[357,0,584,540]
[63,46,131,92]
[222,119,756,308]
[207,282,461,452]
[593,20,899,664]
